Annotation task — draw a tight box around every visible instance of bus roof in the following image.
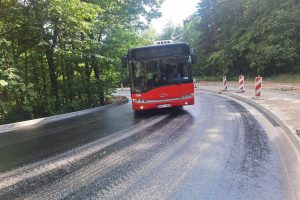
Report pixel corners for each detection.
[128,42,189,51]
[128,43,191,60]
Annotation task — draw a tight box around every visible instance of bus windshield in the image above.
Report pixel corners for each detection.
[130,56,193,93]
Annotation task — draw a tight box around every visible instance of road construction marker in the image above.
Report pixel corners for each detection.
[237,74,245,93]
[255,75,262,97]
[222,76,228,91]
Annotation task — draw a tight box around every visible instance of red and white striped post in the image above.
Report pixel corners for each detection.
[238,74,245,92]
[223,76,228,91]
[255,75,262,97]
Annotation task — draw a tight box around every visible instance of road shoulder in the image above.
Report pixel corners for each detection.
[198,84,300,153]
[0,97,128,134]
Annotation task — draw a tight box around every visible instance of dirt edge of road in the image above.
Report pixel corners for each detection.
[0,96,129,134]
[201,89,300,153]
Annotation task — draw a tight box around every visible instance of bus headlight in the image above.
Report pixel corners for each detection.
[180,93,194,100]
[132,99,148,104]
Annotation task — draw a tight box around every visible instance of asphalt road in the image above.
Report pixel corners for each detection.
[0,91,299,200]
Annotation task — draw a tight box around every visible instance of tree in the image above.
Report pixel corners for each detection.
[180,0,300,78]
[157,21,183,42]
[0,0,163,124]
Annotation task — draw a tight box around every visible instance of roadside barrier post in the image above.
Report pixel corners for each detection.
[237,74,245,93]
[222,76,228,91]
[255,75,262,98]
[194,78,197,88]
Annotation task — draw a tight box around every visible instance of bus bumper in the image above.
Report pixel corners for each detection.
[132,97,194,111]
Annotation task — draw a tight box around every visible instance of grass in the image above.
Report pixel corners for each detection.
[196,74,300,83]
[267,74,300,83]
[195,76,221,82]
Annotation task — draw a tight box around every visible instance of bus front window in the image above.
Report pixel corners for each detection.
[131,60,159,93]
[130,56,192,94]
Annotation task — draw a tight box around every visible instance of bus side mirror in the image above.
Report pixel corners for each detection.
[191,54,197,64]
[121,56,128,68]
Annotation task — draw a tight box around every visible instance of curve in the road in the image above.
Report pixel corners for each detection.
[0,92,290,199]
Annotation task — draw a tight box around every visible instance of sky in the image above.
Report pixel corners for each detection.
[150,0,199,33]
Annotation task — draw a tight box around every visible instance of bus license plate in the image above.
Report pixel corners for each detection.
[157,104,171,108]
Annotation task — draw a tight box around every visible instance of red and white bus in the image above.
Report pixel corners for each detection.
[122,41,196,111]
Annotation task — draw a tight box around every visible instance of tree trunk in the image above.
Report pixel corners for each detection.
[66,60,74,104]
[24,51,29,86]
[84,62,92,106]
[41,53,47,106]
[45,47,60,110]
[92,56,105,105]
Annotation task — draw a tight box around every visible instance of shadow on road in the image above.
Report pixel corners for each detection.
[133,107,188,119]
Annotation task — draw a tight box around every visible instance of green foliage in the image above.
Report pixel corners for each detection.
[0,0,162,124]
[268,74,300,83]
[181,0,300,78]
[195,75,220,82]
[156,21,183,42]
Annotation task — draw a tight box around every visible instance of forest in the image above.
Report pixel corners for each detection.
[0,0,161,123]
[159,0,300,78]
[1,0,300,124]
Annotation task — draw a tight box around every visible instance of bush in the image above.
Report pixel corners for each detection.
[4,105,33,123]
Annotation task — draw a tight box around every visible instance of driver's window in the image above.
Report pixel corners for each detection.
[178,63,190,78]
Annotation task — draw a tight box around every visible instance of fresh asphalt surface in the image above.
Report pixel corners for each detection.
[0,91,298,199]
